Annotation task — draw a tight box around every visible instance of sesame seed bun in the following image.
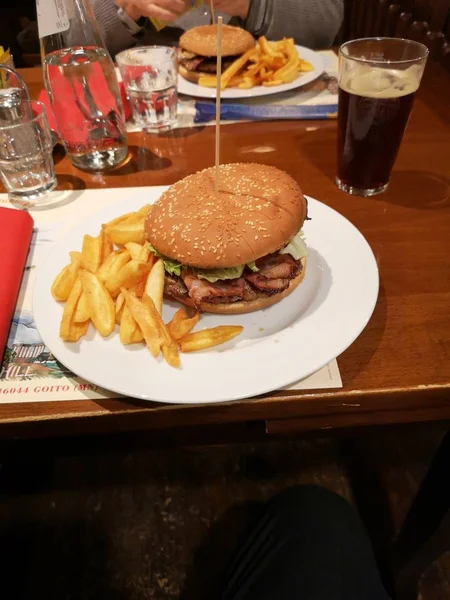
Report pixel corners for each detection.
[179,24,255,57]
[168,261,307,315]
[145,163,307,269]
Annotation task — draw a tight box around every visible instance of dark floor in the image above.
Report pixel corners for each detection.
[0,424,449,599]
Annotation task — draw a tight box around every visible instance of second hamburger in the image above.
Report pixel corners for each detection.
[145,163,308,314]
[178,24,255,84]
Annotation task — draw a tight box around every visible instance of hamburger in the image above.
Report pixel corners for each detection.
[178,24,255,84]
[145,164,308,315]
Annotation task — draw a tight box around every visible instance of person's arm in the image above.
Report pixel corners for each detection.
[241,0,344,49]
[89,0,141,56]
[89,0,186,57]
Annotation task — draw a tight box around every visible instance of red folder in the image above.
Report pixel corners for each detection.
[0,208,34,359]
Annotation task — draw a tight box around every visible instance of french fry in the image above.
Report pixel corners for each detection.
[142,294,171,345]
[80,234,102,273]
[273,39,299,79]
[104,259,151,297]
[104,215,146,245]
[97,249,130,283]
[69,251,81,262]
[262,79,285,87]
[131,243,154,298]
[100,229,113,263]
[179,326,243,353]
[73,290,90,323]
[80,270,115,337]
[124,242,143,260]
[141,295,179,366]
[65,320,90,342]
[121,289,162,356]
[116,292,125,324]
[259,36,275,57]
[51,253,81,302]
[298,59,313,72]
[102,206,149,231]
[144,258,164,315]
[136,204,151,218]
[198,75,217,88]
[168,308,200,341]
[162,341,180,368]
[120,305,144,345]
[138,242,151,263]
[238,77,255,89]
[51,265,71,301]
[102,211,137,230]
[220,48,255,89]
[228,75,245,86]
[59,277,83,340]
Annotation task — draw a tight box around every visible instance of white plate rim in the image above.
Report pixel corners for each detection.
[177,45,325,99]
[33,190,379,405]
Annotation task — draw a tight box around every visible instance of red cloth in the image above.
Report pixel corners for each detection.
[37,81,131,136]
[0,208,34,359]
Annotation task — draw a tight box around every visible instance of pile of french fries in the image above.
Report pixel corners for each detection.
[198,36,313,90]
[51,205,243,368]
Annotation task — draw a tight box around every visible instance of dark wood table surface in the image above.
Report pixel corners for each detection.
[0,63,449,440]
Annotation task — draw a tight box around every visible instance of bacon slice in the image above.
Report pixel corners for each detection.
[245,254,301,294]
[254,254,299,279]
[244,274,290,293]
[182,272,245,306]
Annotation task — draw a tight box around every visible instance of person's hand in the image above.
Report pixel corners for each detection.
[211,0,250,19]
[116,0,188,23]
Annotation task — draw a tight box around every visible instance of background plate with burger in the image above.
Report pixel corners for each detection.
[177,24,324,99]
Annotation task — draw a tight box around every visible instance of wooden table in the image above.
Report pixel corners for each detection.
[1,63,449,440]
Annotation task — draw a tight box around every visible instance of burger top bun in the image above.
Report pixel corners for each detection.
[145,163,308,270]
[179,24,255,57]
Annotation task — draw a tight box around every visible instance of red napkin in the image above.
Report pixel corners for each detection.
[38,80,131,136]
[0,208,34,360]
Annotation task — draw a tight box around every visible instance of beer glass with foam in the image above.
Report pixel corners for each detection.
[336,38,428,197]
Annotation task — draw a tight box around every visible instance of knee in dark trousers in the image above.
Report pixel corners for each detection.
[222,485,390,600]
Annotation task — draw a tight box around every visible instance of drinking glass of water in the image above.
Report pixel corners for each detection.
[336,38,428,197]
[117,46,178,132]
[0,100,56,202]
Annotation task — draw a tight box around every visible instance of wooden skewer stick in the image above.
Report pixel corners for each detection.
[214,16,223,193]
[210,0,216,25]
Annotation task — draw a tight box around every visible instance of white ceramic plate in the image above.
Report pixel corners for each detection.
[177,45,324,99]
[33,189,379,404]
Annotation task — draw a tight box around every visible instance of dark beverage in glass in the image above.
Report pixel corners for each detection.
[336,38,428,197]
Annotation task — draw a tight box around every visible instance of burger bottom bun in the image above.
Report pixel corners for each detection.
[168,259,306,315]
[178,65,202,84]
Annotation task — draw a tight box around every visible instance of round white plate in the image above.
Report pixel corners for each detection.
[33,189,378,404]
[177,45,324,99]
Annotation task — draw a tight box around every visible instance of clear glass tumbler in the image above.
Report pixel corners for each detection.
[336,38,429,197]
[0,100,56,202]
[117,46,178,132]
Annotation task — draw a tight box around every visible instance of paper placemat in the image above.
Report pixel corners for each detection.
[126,50,338,132]
[0,187,342,404]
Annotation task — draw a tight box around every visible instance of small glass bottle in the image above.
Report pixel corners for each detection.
[38,0,128,171]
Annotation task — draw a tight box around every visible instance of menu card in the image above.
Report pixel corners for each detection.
[0,187,342,404]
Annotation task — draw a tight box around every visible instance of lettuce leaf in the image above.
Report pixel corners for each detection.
[247,261,259,272]
[148,243,260,281]
[279,229,308,260]
[147,243,182,276]
[195,265,245,283]
[195,260,260,282]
